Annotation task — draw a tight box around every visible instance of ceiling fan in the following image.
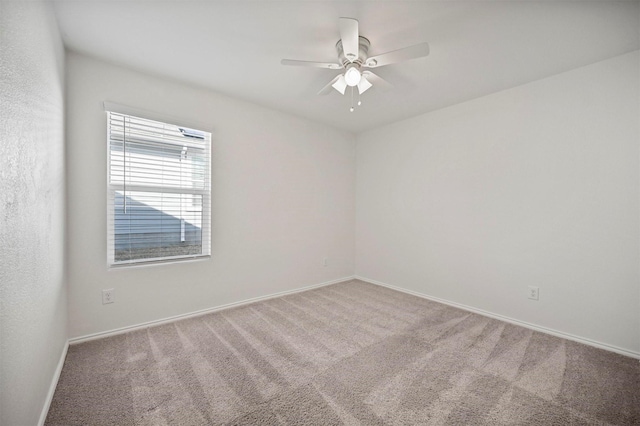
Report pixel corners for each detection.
[281,17,429,110]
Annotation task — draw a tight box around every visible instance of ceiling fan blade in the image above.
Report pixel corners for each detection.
[364,42,430,68]
[331,75,347,95]
[318,75,343,95]
[357,75,373,94]
[281,59,342,69]
[362,71,393,91]
[339,17,359,62]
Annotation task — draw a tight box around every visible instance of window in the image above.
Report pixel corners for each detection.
[107,110,211,266]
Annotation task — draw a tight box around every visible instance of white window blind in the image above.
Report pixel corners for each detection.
[107,111,211,266]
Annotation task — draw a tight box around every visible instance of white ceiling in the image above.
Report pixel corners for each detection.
[52,1,639,133]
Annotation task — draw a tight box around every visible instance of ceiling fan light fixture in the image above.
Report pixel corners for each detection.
[331,75,347,94]
[357,75,373,94]
[344,65,361,87]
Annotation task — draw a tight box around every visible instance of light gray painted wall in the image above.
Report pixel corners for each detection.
[0,1,67,424]
[66,52,356,338]
[356,51,640,354]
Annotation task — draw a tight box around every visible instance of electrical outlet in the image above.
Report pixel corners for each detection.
[102,288,114,304]
[323,257,328,267]
[528,286,539,301]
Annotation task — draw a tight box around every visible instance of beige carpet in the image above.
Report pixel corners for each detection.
[46,280,639,425]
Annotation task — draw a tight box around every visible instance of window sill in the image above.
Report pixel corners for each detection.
[108,254,211,270]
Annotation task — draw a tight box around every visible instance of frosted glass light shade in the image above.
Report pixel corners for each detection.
[331,75,347,94]
[344,67,361,86]
[357,75,372,94]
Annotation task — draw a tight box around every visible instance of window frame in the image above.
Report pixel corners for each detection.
[105,103,212,268]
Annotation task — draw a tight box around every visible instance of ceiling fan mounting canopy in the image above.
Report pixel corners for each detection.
[336,36,370,68]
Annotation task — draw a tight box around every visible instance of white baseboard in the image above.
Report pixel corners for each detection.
[355,275,640,360]
[69,276,356,345]
[38,339,69,426]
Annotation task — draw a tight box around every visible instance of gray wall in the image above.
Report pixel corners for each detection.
[356,51,640,355]
[0,1,68,424]
[65,52,356,339]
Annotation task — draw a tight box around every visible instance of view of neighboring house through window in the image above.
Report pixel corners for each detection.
[107,110,211,266]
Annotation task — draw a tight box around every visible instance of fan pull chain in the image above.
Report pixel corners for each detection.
[350,86,354,112]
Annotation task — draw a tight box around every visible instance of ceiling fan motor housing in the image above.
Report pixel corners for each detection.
[336,36,370,68]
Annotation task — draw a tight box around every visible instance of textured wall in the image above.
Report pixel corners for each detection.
[66,52,356,339]
[356,52,640,354]
[0,1,67,424]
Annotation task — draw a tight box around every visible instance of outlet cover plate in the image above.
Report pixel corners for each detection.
[528,286,539,300]
[102,288,114,304]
